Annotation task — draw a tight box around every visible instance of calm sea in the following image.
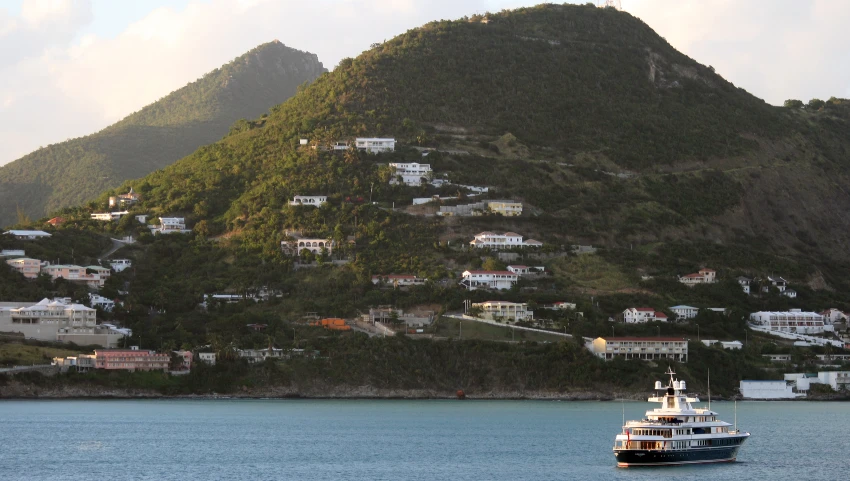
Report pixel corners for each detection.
[0,399,843,480]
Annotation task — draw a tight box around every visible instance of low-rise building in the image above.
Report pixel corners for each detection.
[819,308,849,325]
[487,200,522,216]
[110,259,132,272]
[290,195,328,207]
[172,350,193,371]
[46,217,65,226]
[365,307,434,327]
[280,237,335,256]
[238,348,286,363]
[356,137,396,153]
[737,276,752,294]
[506,265,545,276]
[590,337,688,362]
[471,300,533,322]
[0,249,26,257]
[783,289,797,299]
[389,162,431,186]
[88,293,115,311]
[670,305,699,320]
[0,298,128,347]
[785,371,850,392]
[762,354,792,362]
[109,187,141,208]
[701,340,743,350]
[816,354,850,363]
[90,211,129,221]
[622,307,668,323]
[3,230,51,240]
[460,270,519,291]
[92,348,169,371]
[151,217,190,234]
[546,301,577,310]
[5,257,43,278]
[739,380,804,399]
[371,274,427,287]
[469,231,542,250]
[198,352,216,365]
[749,309,825,334]
[678,268,716,286]
[42,264,108,289]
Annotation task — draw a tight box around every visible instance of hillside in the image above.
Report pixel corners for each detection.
[0,41,326,227]
[3,4,850,393]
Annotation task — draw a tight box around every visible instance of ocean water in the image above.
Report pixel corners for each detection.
[0,399,844,481]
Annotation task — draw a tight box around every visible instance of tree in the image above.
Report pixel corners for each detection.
[783,99,803,109]
[482,257,506,271]
[806,98,825,111]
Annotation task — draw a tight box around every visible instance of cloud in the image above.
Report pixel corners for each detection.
[1,0,849,166]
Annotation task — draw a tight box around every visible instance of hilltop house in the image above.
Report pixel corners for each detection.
[670,305,699,320]
[622,307,668,323]
[356,138,396,153]
[388,162,432,186]
[678,268,716,286]
[5,257,43,279]
[749,309,825,334]
[471,300,533,322]
[109,187,141,208]
[290,195,328,207]
[460,270,519,291]
[371,274,427,287]
[469,232,542,250]
[3,230,51,240]
[506,265,545,276]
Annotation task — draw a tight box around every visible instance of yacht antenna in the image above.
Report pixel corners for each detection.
[707,368,711,411]
[622,401,625,428]
[734,400,737,433]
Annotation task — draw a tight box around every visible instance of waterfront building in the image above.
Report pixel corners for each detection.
[591,337,688,362]
[92,348,169,371]
[785,371,850,392]
[739,380,804,399]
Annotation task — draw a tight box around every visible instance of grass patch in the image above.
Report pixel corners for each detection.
[546,254,635,291]
[0,342,80,366]
[431,317,566,343]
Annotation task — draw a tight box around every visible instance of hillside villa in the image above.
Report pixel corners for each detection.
[3,230,51,240]
[486,200,523,216]
[5,257,43,278]
[460,270,519,291]
[90,211,129,221]
[108,187,141,208]
[1,298,129,347]
[506,265,545,276]
[371,274,427,287]
[356,137,396,153]
[471,300,533,322]
[622,307,668,323]
[469,231,542,249]
[590,337,688,362]
[670,305,699,320]
[281,236,335,256]
[678,268,716,286]
[290,195,327,207]
[389,162,432,186]
[150,217,190,234]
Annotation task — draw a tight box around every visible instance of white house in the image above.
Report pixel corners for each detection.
[356,138,396,153]
[460,270,519,291]
[549,301,577,310]
[471,300,533,322]
[679,268,716,286]
[622,307,668,323]
[110,259,132,273]
[783,289,797,299]
[0,249,26,257]
[281,238,335,256]
[371,274,427,287]
[198,352,216,365]
[88,293,115,312]
[749,309,825,334]
[506,265,545,275]
[764,276,788,293]
[762,354,792,362]
[469,232,542,250]
[819,308,849,325]
[785,371,850,392]
[151,217,190,234]
[3,230,51,240]
[737,276,752,294]
[701,340,743,350]
[739,380,804,399]
[670,305,699,320]
[90,211,129,221]
[290,195,328,207]
[388,162,432,186]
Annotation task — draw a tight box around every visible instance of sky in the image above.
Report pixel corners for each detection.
[0,0,848,166]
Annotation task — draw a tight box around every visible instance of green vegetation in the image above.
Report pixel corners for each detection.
[0,41,325,227]
[0,341,79,366]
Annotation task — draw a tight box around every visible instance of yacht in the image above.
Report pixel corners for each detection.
[613,368,749,467]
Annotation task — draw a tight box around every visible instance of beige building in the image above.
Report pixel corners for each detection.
[471,300,533,322]
[0,298,129,348]
[5,258,43,278]
[487,200,522,216]
[41,264,109,289]
[591,337,688,362]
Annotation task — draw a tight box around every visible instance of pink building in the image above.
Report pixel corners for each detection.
[42,264,109,289]
[93,349,170,371]
[5,258,43,278]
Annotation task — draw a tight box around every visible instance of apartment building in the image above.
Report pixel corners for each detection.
[5,257,43,278]
[749,310,826,335]
[356,138,396,153]
[92,348,169,371]
[471,300,533,322]
[0,298,128,347]
[591,337,689,362]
